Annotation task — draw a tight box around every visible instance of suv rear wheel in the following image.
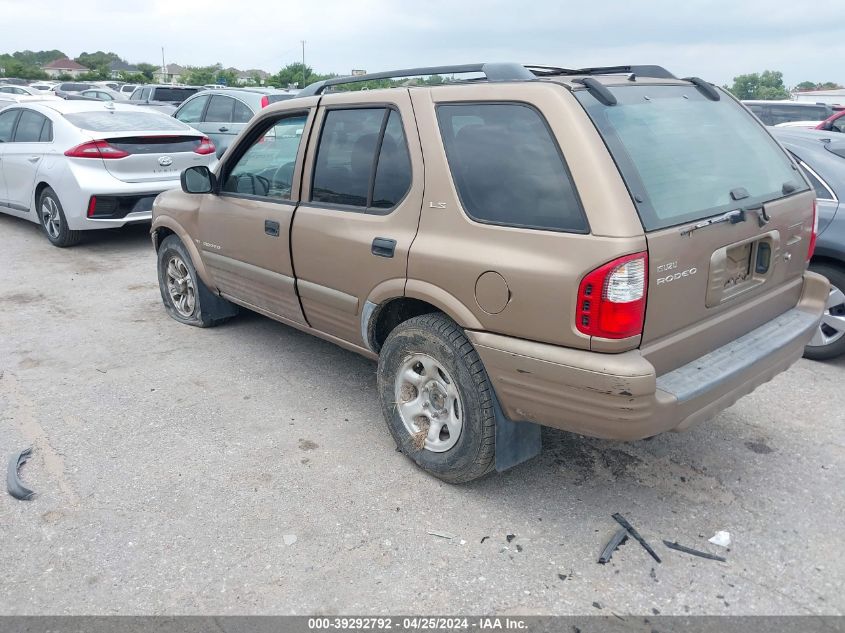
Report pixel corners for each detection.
[377,313,496,483]
[156,234,237,328]
[805,263,845,360]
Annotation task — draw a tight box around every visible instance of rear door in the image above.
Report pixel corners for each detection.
[197,106,316,323]
[0,108,20,210]
[201,95,249,151]
[291,89,423,347]
[3,108,53,213]
[577,84,815,374]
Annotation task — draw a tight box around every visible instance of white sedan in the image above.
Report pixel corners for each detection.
[0,100,216,247]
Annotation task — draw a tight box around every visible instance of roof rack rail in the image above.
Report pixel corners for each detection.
[526,64,677,80]
[298,63,536,97]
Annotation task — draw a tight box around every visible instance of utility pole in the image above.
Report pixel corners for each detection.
[301,40,306,88]
[161,47,166,84]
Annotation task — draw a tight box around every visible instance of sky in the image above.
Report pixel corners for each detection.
[2,0,844,87]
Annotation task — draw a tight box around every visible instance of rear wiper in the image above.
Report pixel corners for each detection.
[680,209,746,237]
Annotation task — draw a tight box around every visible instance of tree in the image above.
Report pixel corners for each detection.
[75,51,120,75]
[725,70,790,100]
[271,63,332,89]
[794,80,843,92]
[136,63,158,82]
[182,64,239,86]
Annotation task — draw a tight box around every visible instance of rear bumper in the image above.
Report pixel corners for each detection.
[468,271,828,441]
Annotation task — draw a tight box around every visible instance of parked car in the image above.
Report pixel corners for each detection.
[772,128,845,359]
[743,100,833,126]
[52,82,95,98]
[816,109,845,133]
[152,63,826,483]
[128,85,201,114]
[119,84,137,97]
[28,82,58,92]
[0,100,215,247]
[0,85,40,96]
[173,87,297,151]
[79,88,127,101]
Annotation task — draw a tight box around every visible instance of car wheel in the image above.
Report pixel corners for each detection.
[37,187,82,247]
[377,313,496,483]
[804,263,845,360]
[156,234,238,328]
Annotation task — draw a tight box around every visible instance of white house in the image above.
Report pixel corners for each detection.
[42,58,89,78]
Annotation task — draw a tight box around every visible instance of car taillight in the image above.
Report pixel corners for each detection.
[576,252,648,339]
[807,199,818,262]
[194,136,215,155]
[64,140,129,159]
[260,95,270,108]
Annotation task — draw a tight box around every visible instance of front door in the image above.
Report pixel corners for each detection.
[291,89,424,347]
[198,107,315,324]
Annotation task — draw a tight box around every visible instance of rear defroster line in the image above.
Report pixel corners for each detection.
[7,447,36,500]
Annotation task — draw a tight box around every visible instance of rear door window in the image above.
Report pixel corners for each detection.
[232,99,253,123]
[13,110,47,142]
[205,96,234,123]
[437,103,587,232]
[578,85,807,231]
[371,110,412,209]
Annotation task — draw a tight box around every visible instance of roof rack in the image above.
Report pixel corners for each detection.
[525,64,677,80]
[298,63,536,96]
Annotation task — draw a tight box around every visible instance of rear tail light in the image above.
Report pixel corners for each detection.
[64,140,128,159]
[194,136,215,155]
[576,252,648,339]
[807,199,818,261]
[260,95,270,108]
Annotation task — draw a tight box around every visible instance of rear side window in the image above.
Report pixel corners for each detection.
[578,86,807,231]
[437,103,587,232]
[767,104,828,125]
[14,110,48,142]
[796,161,835,201]
[233,99,253,123]
[0,109,20,142]
[154,88,198,103]
[311,108,412,210]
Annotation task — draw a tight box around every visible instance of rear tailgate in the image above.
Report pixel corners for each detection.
[576,81,815,374]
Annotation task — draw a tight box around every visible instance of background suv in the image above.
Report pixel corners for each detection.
[173,87,298,152]
[743,100,833,126]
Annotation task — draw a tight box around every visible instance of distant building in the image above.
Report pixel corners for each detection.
[236,69,270,85]
[109,60,139,79]
[154,64,186,84]
[794,89,845,107]
[42,58,89,78]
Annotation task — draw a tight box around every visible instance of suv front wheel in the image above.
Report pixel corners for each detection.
[156,234,237,328]
[377,313,496,483]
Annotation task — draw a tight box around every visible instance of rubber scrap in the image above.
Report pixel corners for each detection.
[663,540,726,562]
[7,447,35,500]
[612,513,661,563]
[427,530,455,540]
[598,528,629,564]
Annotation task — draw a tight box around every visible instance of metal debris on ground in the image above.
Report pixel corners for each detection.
[7,447,36,500]
[662,540,727,562]
[708,530,732,548]
[611,513,661,563]
[598,527,629,564]
[427,530,456,540]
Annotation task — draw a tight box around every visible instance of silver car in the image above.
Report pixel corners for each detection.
[0,100,215,247]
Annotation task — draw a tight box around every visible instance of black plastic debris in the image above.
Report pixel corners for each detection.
[480,536,490,544]
[506,534,516,543]
[598,528,629,564]
[7,447,35,500]
[612,513,661,563]
[663,540,727,562]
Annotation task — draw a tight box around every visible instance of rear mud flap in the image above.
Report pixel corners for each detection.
[493,391,542,472]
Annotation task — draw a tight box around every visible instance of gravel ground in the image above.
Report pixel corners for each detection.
[0,215,843,616]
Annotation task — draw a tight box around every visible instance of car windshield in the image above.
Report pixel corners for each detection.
[64,110,192,132]
[577,85,808,231]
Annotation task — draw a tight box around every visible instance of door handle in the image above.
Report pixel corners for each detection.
[264,219,280,237]
[219,126,229,132]
[371,237,396,258]
[27,157,40,163]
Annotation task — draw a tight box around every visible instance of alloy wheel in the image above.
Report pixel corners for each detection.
[41,197,61,239]
[165,255,196,318]
[808,283,845,348]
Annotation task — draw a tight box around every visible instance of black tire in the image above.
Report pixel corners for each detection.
[37,187,82,247]
[804,262,845,361]
[156,234,238,328]
[377,313,496,483]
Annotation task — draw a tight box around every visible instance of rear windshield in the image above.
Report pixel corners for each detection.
[153,87,199,103]
[64,111,192,132]
[577,85,807,231]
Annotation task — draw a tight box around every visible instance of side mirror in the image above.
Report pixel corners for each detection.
[181,166,215,194]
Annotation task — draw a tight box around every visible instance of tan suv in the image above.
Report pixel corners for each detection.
[151,63,828,483]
